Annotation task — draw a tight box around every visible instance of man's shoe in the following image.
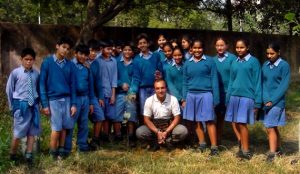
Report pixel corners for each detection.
[149,143,160,152]
[25,152,33,168]
[89,138,100,151]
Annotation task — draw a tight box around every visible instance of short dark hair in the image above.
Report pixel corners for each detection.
[154,79,167,87]
[75,44,90,55]
[267,42,280,53]
[101,39,113,48]
[136,33,150,43]
[88,39,100,50]
[57,36,74,48]
[191,38,205,49]
[21,48,36,59]
[121,41,135,50]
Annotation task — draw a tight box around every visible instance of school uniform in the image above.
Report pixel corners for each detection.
[182,55,220,122]
[183,50,192,61]
[39,54,77,131]
[261,58,290,128]
[97,55,118,120]
[64,59,95,153]
[89,59,105,122]
[155,47,166,62]
[129,51,163,115]
[213,52,236,114]
[225,54,262,124]
[165,61,183,103]
[116,56,137,123]
[6,66,41,138]
[161,57,173,78]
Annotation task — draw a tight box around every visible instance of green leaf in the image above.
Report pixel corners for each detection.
[284,12,295,21]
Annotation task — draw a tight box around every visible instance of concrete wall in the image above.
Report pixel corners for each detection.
[1,22,299,80]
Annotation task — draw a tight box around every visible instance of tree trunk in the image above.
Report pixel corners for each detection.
[225,0,233,31]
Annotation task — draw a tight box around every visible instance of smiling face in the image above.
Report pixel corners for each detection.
[75,51,88,64]
[192,41,204,59]
[137,38,149,53]
[102,46,112,58]
[172,49,183,65]
[215,39,228,55]
[235,41,249,58]
[56,43,70,59]
[266,48,280,63]
[154,80,167,102]
[157,35,167,48]
[122,46,134,60]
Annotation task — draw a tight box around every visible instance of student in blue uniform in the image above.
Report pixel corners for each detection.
[6,48,40,165]
[182,39,220,156]
[165,47,184,105]
[128,33,163,124]
[213,37,239,145]
[155,34,167,60]
[87,39,101,64]
[161,42,174,77]
[39,36,77,160]
[96,40,118,141]
[261,43,290,162]
[112,40,123,59]
[116,42,138,146]
[64,44,95,154]
[181,34,192,60]
[225,38,262,160]
[89,40,105,150]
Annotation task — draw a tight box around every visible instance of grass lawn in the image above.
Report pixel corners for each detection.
[0,81,299,174]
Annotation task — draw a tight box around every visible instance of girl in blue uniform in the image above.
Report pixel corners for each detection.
[213,37,239,145]
[261,43,290,162]
[225,38,262,160]
[162,42,174,76]
[183,39,220,156]
[181,34,192,60]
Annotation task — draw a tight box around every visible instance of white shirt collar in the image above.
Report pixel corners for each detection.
[237,53,251,62]
[120,56,132,65]
[267,58,282,67]
[153,93,171,103]
[189,55,207,62]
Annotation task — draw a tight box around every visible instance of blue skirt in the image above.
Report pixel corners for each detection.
[261,106,286,128]
[183,92,215,122]
[225,96,255,124]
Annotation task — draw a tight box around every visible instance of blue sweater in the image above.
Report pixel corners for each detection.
[183,55,220,106]
[227,54,262,108]
[116,57,134,94]
[90,60,104,100]
[72,59,95,105]
[213,52,236,104]
[262,58,290,109]
[165,63,183,102]
[39,55,76,108]
[129,52,163,94]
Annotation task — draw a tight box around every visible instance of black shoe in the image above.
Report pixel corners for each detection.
[57,147,66,160]
[89,138,100,151]
[238,151,252,160]
[209,148,219,156]
[266,153,275,163]
[101,134,110,143]
[114,134,123,143]
[25,152,33,168]
[149,143,160,152]
[49,149,58,160]
[78,147,91,153]
[10,153,18,161]
[276,148,283,157]
[197,144,207,153]
[128,135,137,148]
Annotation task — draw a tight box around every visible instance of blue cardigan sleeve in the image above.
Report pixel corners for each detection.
[129,59,141,94]
[90,61,104,100]
[271,62,290,105]
[70,63,77,107]
[165,66,182,101]
[211,60,220,106]
[182,62,188,100]
[253,59,262,108]
[39,59,49,108]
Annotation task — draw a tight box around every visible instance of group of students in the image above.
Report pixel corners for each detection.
[6,33,290,165]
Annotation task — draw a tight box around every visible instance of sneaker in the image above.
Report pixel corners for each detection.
[238,151,252,160]
[209,148,219,156]
[197,143,207,153]
[266,153,275,162]
[57,147,66,160]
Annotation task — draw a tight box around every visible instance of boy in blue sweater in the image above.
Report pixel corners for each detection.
[6,48,40,165]
[39,36,77,159]
[128,33,163,124]
[64,44,94,154]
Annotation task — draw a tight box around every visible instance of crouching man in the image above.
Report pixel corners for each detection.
[136,79,188,151]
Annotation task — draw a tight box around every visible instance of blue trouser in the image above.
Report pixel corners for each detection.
[65,96,89,153]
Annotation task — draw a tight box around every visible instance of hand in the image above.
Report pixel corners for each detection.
[109,95,115,105]
[43,107,50,116]
[157,131,166,144]
[89,105,94,114]
[99,99,104,107]
[265,102,273,107]
[181,101,186,108]
[70,106,77,117]
[127,94,136,101]
[161,131,168,140]
[154,70,162,80]
[122,83,129,91]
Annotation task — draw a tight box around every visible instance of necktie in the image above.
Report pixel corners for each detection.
[27,72,34,106]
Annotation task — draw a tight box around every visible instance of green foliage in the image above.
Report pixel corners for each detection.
[285,12,300,35]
